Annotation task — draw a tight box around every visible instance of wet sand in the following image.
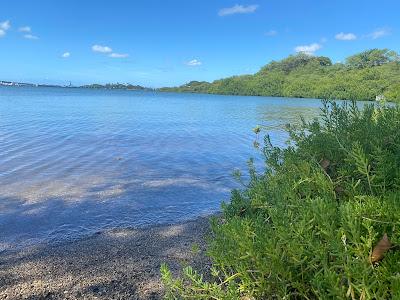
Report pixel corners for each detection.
[0,217,212,299]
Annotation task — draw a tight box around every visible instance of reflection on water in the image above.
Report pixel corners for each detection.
[0,87,321,250]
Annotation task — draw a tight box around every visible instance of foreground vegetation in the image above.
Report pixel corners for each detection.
[161,100,400,299]
[160,49,400,102]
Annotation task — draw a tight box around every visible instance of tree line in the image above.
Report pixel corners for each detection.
[159,49,400,102]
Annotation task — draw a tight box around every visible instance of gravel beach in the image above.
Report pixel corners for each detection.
[0,217,212,300]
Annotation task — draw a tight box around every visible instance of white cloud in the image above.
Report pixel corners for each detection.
[368,28,391,39]
[92,44,113,53]
[109,53,129,58]
[0,20,11,31]
[294,43,322,55]
[186,59,202,66]
[335,32,357,41]
[265,30,277,36]
[0,20,10,37]
[92,45,128,58]
[24,34,39,40]
[218,4,258,16]
[19,26,31,33]
[62,52,71,58]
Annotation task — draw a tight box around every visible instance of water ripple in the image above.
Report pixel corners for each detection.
[0,87,321,250]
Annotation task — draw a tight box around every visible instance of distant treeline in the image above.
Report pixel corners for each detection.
[159,49,400,102]
[81,83,152,91]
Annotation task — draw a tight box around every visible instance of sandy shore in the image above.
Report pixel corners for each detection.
[0,217,212,299]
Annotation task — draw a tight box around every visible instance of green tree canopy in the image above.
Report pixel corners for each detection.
[346,48,400,69]
[159,49,400,102]
[258,53,332,74]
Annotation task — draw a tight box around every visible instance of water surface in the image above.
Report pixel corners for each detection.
[0,87,321,250]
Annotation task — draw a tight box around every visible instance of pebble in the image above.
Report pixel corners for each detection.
[0,217,212,300]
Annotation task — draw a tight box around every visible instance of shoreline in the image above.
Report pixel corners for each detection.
[0,216,213,300]
[0,85,381,103]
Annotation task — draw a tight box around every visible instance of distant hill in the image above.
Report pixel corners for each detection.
[159,49,400,102]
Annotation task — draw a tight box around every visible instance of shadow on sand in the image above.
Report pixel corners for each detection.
[0,216,212,299]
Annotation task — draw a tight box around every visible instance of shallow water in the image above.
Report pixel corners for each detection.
[0,87,321,250]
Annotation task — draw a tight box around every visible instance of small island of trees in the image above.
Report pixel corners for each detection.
[81,83,152,91]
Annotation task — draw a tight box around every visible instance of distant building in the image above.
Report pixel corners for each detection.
[0,81,14,86]
[0,80,37,87]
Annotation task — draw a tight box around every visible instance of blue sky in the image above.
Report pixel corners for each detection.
[0,0,399,87]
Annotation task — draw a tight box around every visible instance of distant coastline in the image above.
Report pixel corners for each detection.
[81,83,153,91]
[0,80,153,91]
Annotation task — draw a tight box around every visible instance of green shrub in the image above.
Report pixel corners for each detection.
[161,101,400,299]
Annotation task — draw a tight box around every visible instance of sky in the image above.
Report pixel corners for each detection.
[0,0,399,87]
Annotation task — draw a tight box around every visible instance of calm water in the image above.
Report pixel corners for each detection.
[0,87,321,251]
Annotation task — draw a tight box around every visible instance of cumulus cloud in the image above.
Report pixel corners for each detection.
[335,32,357,41]
[24,34,39,40]
[0,20,11,31]
[0,20,11,37]
[294,43,322,55]
[368,28,391,39]
[109,53,129,58]
[218,4,258,16]
[62,52,71,58]
[186,59,202,66]
[19,26,31,33]
[92,45,129,58]
[18,26,39,40]
[92,44,113,53]
[265,30,277,36]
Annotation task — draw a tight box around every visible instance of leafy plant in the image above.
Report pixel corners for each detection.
[161,101,400,299]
